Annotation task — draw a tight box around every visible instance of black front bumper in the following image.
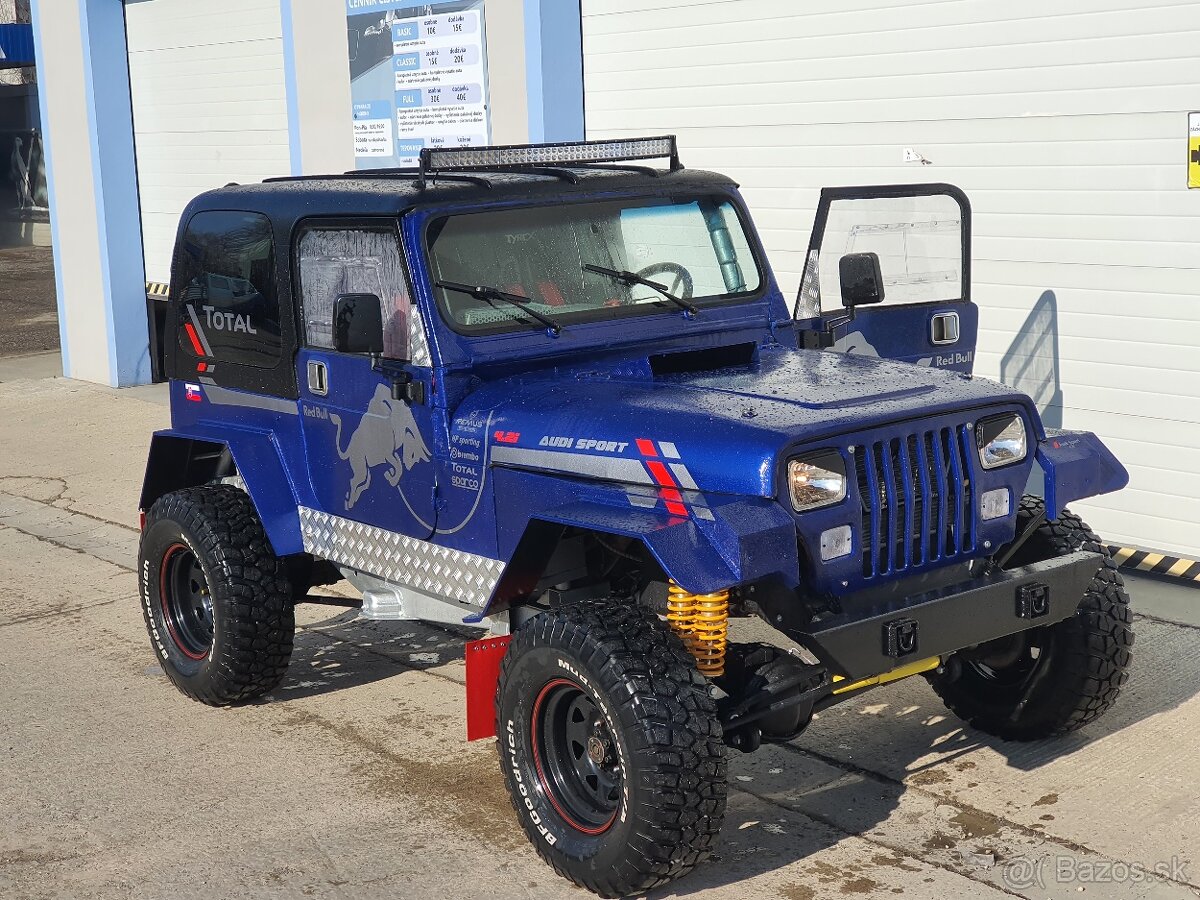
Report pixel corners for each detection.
[803,551,1103,680]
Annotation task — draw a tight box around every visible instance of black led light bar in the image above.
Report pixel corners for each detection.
[417,135,680,182]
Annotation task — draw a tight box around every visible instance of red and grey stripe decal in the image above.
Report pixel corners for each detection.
[183,305,216,374]
[488,438,712,521]
[633,438,713,520]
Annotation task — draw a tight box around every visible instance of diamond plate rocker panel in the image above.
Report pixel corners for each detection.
[298,507,504,607]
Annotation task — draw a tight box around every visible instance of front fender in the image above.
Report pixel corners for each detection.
[484,468,798,614]
[140,428,304,555]
[1037,429,1128,519]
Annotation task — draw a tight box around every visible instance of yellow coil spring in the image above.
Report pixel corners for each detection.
[666,581,729,677]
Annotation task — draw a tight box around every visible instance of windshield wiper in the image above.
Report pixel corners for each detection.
[583,263,698,316]
[435,280,562,336]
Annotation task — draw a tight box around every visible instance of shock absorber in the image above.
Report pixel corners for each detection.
[666,581,730,677]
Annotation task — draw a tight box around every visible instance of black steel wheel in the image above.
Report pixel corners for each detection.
[929,496,1133,740]
[159,543,214,660]
[532,679,623,834]
[497,599,726,898]
[961,629,1046,685]
[139,485,295,705]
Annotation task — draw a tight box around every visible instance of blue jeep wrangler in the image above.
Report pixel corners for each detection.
[138,137,1133,897]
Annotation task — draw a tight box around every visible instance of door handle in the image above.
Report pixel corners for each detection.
[307,360,329,396]
[930,312,960,345]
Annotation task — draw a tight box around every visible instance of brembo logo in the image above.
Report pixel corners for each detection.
[202,305,257,334]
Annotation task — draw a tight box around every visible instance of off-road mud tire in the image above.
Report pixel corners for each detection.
[139,484,294,705]
[929,496,1133,740]
[496,599,726,898]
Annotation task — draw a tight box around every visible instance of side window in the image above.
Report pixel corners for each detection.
[816,194,964,311]
[175,211,282,369]
[297,228,413,360]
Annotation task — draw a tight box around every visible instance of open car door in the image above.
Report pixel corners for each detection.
[795,184,977,373]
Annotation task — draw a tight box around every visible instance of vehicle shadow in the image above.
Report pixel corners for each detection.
[800,612,1199,777]
[662,611,1200,894]
[270,602,1200,894]
[271,602,479,702]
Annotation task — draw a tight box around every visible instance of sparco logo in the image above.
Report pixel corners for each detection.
[202,305,257,334]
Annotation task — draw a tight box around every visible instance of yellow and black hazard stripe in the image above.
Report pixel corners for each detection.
[146,281,170,300]
[1107,546,1200,583]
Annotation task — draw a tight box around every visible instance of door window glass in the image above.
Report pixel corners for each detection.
[817,195,963,311]
[175,211,281,368]
[297,228,413,359]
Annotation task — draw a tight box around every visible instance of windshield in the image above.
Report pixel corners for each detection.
[426,195,762,334]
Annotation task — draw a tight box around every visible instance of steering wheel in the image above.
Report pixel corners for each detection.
[633,262,694,302]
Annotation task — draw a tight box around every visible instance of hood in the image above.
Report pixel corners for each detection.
[459,345,1034,498]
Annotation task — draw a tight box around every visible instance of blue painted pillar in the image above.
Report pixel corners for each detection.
[525,0,585,143]
[30,0,149,386]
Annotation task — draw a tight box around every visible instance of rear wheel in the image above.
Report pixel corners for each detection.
[139,485,295,705]
[497,599,726,898]
[929,496,1133,739]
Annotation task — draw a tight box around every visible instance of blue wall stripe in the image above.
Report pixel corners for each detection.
[76,0,120,385]
[522,0,545,143]
[279,0,304,175]
[78,0,149,386]
[537,0,584,142]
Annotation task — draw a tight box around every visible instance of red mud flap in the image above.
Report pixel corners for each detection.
[465,635,511,741]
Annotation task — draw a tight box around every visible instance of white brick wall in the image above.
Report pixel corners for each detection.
[583,0,1200,555]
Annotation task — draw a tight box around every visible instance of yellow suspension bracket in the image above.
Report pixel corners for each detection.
[666,581,730,677]
[830,656,941,696]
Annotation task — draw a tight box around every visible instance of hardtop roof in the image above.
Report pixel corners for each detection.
[183,167,741,226]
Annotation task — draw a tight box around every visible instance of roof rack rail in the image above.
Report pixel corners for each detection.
[261,137,680,189]
[349,168,495,189]
[417,135,680,188]
[563,162,663,177]
[263,169,494,188]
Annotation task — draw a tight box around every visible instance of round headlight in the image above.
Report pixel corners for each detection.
[976,414,1027,470]
[788,451,847,512]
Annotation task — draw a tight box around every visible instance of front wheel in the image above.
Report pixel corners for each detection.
[497,599,726,898]
[929,496,1134,740]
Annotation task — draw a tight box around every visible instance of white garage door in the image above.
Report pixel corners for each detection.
[582,0,1200,557]
[125,0,291,284]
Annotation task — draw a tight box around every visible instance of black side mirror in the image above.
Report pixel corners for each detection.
[333,293,383,354]
[839,252,885,307]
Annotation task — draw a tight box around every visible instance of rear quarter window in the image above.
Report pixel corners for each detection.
[174,210,282,369]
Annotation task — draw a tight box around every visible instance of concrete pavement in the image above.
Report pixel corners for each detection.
[1,366,1198,900]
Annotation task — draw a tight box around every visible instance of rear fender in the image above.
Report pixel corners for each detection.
[1037,430,1128,519]
[139,430,303,555]
[482,468,798,616]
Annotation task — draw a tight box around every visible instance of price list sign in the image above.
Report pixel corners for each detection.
[347,1,490,168]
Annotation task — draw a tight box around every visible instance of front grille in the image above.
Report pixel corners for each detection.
[854,425,977,579]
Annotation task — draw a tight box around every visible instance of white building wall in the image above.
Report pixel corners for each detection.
[125,0,291,284]
[582,0,1200,556]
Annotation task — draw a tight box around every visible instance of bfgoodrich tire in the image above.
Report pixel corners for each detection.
[139,485,295,705]
[929,496,1133,740]
[497,599,726,898]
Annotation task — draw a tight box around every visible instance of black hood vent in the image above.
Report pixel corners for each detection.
[649,342,756,376]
